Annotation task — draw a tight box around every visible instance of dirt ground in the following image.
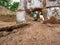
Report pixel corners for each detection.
[0,15,16,22]
[0,21,60,45]
[0,15,33,22]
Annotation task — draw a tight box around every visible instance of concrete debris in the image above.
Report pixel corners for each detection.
[43,16,59,24]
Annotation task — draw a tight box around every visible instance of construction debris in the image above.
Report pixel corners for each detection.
[43,16,59,24]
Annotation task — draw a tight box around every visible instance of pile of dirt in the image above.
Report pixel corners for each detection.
[26,15,34,22]
[0,15,16,22]
[0,22,60,45]
[0,6,16,15]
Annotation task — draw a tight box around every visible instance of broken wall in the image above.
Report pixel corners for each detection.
[16,0,27,23]
[27,0,43,9]
[46,0,58,7]
[47,7,60,20]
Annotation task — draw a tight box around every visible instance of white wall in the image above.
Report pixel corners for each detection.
[46,0,58,7]
[16,11,26,23]
[47,7,60,19]
[27,0,43,9]
[16,0,26,23]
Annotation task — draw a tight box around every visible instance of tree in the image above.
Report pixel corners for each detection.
[0,0,19,11]
[0,0,11,9]
[10,2,19,11]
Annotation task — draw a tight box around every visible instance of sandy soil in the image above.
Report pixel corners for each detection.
[0,15,16,22]
[0,22,60,45]
[0,15,33,22]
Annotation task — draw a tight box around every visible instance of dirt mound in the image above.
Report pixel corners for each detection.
[26,15,34,22]
[0,6,16,15]
[0,15,16,22]
[0,22,60,45]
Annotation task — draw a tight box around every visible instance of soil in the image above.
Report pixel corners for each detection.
[0,15,16,22]
[0,22,60,45]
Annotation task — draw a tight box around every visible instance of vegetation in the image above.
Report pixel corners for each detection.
[0,0,19,11]
[10,2,19,11]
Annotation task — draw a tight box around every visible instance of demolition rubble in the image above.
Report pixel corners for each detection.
[16,0,60,24]
[0,0,60,45]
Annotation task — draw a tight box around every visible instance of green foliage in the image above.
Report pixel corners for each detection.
[10,2,19,11]
[0,0,11,9]
[0,0,19,11]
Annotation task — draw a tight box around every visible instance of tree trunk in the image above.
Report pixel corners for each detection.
[16,0,27,23]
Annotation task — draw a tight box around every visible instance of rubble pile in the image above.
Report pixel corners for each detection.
[43,16,60,24]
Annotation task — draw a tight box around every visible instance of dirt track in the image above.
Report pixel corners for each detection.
[0,22,60,45]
